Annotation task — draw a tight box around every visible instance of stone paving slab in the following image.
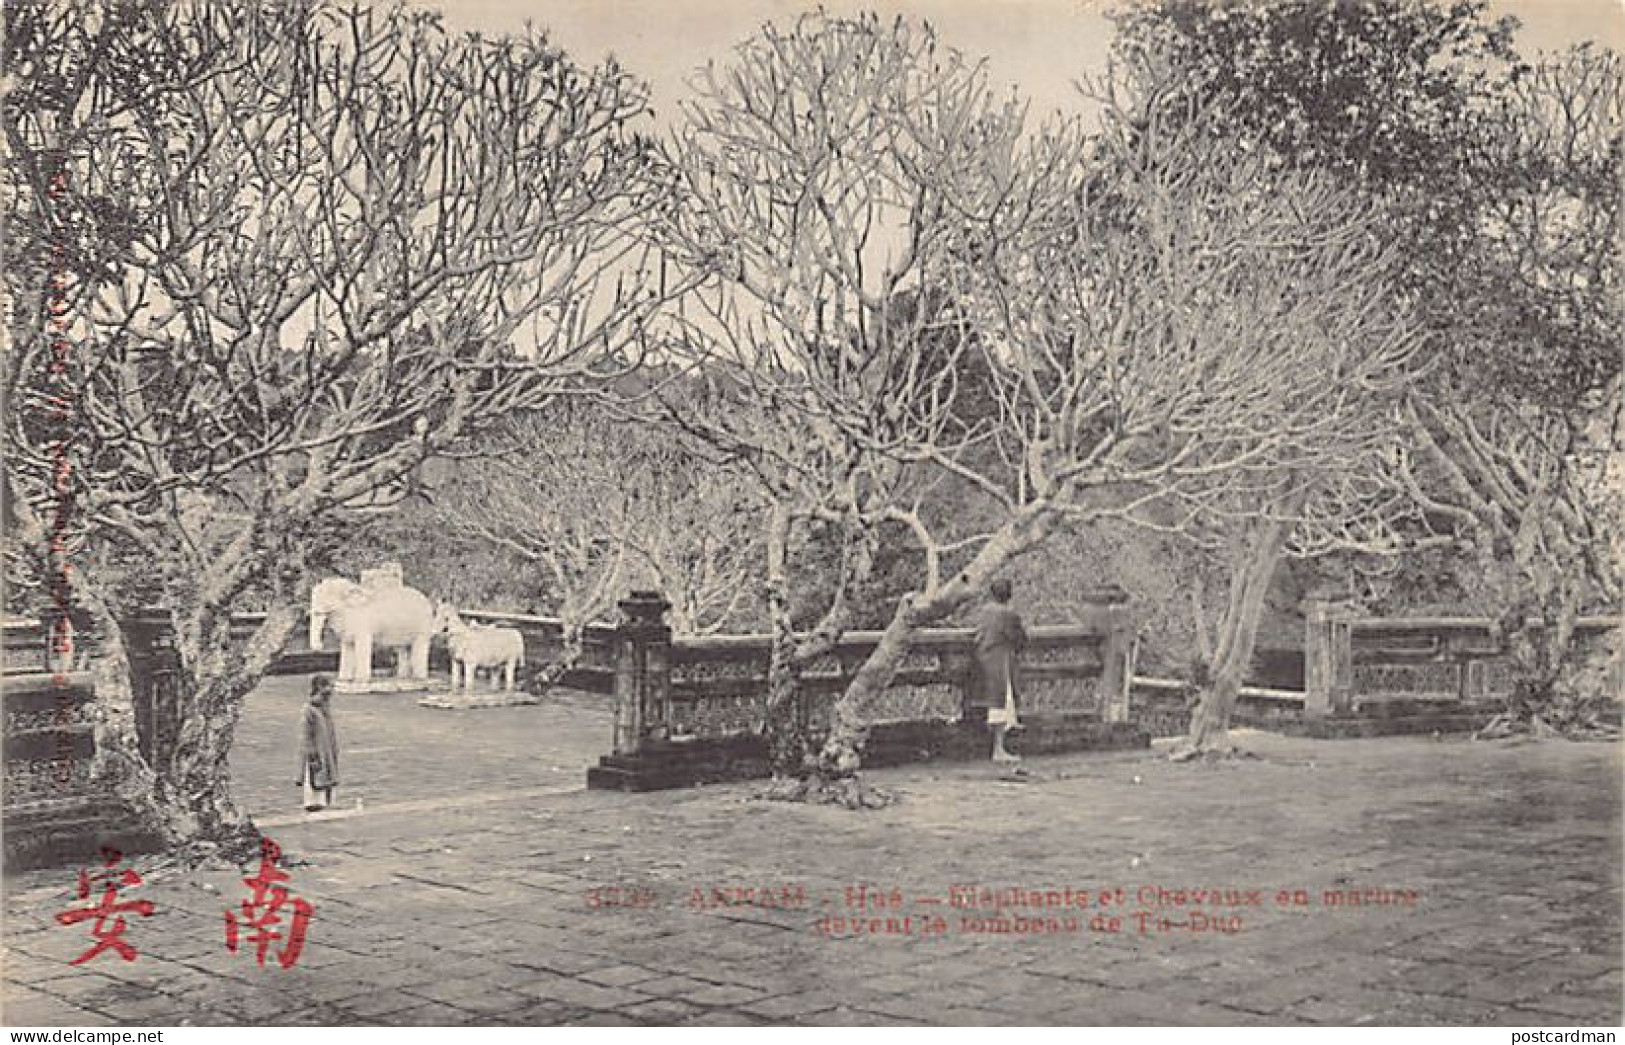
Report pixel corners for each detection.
[3,732,1620,1026]
[228,673,611,818]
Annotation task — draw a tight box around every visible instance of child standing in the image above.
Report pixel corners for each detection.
[299,675,340,811]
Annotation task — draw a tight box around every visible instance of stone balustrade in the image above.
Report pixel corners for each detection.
[1,672,157,871]
[6,595,1616,814]
[1304,601,1621,718]
[587,589,1146,790]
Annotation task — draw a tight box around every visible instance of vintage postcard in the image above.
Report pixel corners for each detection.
[2,0,1621,1033]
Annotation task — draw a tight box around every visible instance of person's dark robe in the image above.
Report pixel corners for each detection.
[971,602,1027,712]
[299,703,340,790]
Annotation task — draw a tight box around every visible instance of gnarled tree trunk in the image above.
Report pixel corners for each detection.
[529,620,588,694]
[811,506,1051,799]
[1410,399,1616,738]
[1175,518,1286,759]
[761,507,874,790]
[79,577,305,863]
[1480,500,1601,736]
[763,503,808,777]
[163,602,304,857]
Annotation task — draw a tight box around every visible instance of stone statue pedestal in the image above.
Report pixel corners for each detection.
[334,677,436,695]
[418,689,542,710]
[416,669,540,709]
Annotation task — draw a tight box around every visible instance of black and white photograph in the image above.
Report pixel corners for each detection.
[1,0,1621,1032]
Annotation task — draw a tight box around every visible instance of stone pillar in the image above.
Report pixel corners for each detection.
[1120,634,1140,725]
[1460,658,1486,703]
[124,610,180,766]
[612,591,671,757]
[1093,585,1132,724]
[1303,591,1353,718]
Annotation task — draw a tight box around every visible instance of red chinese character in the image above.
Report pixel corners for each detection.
[224,837,313,968]
[55,847,155,965]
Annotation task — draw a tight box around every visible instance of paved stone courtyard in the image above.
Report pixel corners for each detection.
[3,682,1620,1027]
[225,674,612,818]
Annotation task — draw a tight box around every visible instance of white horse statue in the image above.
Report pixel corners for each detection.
[308,574,435,683]
[432,603,525,692]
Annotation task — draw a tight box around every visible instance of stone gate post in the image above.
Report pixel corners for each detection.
[1095,585,1133,724]
[612,591,671,756]
[1304,591,1354,718]
[124,609,180,766]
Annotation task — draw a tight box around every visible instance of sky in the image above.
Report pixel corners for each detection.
[433,0,1625,121]
[419,0,1624,363]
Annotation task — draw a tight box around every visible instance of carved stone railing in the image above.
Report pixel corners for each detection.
[660,600,1128,744]
[588,589,1145,790]
[1,672,158,871]
[3,615,96,675]
[1126,602,1620,739]
[1127,676,1308,739]
[3,672,98,805]
[1304,600,1622,717]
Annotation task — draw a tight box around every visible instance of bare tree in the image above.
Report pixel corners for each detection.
[425,403,761,669]
[1399,46,1622,735]
[3,1,669,850]
[726,46,1427,783]
[857,68,1427,761]
[1162,448,1443,756]
[655,13,1015,794]
[657,16,1429,788]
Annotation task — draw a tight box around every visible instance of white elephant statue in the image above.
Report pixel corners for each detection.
[308,576,435,683]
